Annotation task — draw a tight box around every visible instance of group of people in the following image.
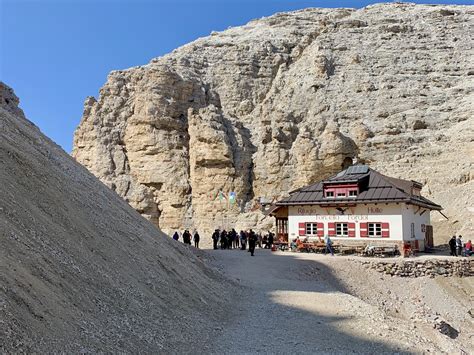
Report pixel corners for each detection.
[211,229,276,256]
[172,229,200,248]
[448,235,472,257]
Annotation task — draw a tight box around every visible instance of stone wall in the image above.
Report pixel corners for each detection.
[360,259,474,278]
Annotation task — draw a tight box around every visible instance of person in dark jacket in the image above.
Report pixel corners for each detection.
[234,230,239,249]
[248,229,257,256]
[212,229,219,250]
[240,230,247,250]
[172,231,179,241]
[193,231,200,248]
[448,235,457,256]
[220,230,228,249]
[182,229,191,245]
[227,229,234,249]
[268,232,274,249]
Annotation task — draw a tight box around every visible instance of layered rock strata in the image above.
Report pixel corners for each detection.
[73,3,474,241]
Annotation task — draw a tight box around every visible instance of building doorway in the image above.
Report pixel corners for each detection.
[276,218,288,242]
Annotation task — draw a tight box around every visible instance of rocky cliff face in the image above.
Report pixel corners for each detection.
[73,3,474,241]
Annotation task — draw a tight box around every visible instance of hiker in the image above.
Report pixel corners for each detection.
[262,234,268,248]
[212,229,220,250]
[172,231,179,241]
[257,233,262,248]
[182,229,191,245]
[449,235,457,256]
[290,238,298,252]
[248,229,257,256]
[324,234,334,256]
[456,235,463,257]
[227,230,234,249]
[231,228,239,249]
[465,239,472,256]
[193,231,200,248]
[268,232,274,249]
[240,230,247,250]
[220,230,228,249]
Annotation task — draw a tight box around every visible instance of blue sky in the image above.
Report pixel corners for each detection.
[1,0,472,152]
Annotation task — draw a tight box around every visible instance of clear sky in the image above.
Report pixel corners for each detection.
[1,0,472,152]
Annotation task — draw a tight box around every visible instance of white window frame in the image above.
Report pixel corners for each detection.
[336,192,346,198]
[368,223,382,237]
[348,190,357,197]
[325,191,334,198]
[306,222,318,236]
[336,223,348,237]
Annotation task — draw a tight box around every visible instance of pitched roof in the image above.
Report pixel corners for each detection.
[276,165,442,210]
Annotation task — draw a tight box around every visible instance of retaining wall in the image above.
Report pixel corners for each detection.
[359,258,473,278]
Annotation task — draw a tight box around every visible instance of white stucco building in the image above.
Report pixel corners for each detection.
[271,165,442,251]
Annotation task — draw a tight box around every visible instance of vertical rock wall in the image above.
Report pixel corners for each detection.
[73,3,474,239]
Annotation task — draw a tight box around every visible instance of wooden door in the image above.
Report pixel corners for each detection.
[425,225,434,248]
[276,218,288,242]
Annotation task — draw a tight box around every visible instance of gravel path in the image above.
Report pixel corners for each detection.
[207,249,468,354]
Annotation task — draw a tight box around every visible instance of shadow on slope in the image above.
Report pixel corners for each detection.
[208,249,420,354]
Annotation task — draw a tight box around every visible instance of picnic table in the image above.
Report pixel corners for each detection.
[273,241,289,251]
[364,245,399,257]
[297,241,340,253]
[338,245,365,255]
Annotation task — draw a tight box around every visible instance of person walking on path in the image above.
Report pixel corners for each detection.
[456,235,463,256]
[212,229,220,250]
[193,231,200,248]
[449,235,457,256]
[248,229,257,256]
[172,231,179,241]
[324,234,334,256]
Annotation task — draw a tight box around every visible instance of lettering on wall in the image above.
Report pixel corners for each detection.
[367,207,383,213]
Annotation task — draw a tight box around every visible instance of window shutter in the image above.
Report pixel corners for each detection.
[381,222,390,238]
[348,222,356,237]
[317,223,324,237]
[298,222,306,236]
[360,222,368,238]
[328,222,335,236]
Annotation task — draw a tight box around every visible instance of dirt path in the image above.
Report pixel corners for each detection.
[206,249,471,354]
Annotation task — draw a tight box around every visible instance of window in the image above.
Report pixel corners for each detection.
[348,190,357,197]
[326,191,334,198]
[336,223,348,236]
[306,223,318,235]
[337,192,346,198]
[368,223,382,237]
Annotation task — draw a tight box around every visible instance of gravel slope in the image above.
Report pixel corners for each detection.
[0,82,233,353]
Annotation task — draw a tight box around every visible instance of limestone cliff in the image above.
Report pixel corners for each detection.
[73,3,474,241]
